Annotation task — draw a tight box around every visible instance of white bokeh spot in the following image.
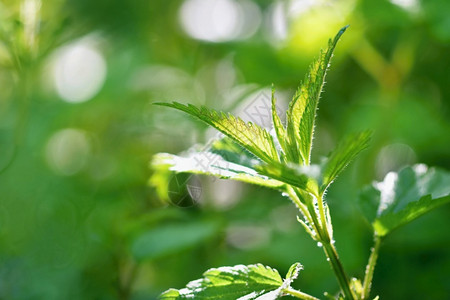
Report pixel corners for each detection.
[52,40,107,103]
[179,0,261,42]
[45,128,91,176]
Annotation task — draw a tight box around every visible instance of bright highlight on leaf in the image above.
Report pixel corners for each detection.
[151,152,285,198]
[358,164,450,237]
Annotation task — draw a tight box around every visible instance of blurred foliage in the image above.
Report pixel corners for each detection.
[0,0,449,299]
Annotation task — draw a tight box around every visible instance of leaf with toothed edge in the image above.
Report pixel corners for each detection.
[286,25,348,165]
[154,102,279,164]
[159,264,284,300]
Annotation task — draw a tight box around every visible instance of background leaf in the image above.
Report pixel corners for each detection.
[132,220,220,261]
[358,164,450,236]
[160,264,283,300]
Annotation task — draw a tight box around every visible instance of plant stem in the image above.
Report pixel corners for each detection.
[290,189,354,299]
[317,194,330,243]
[283,288,320,300]
[361,236,382,300]
[322,241,355,300]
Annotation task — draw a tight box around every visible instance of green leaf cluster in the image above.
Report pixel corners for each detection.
[151,25,370,201]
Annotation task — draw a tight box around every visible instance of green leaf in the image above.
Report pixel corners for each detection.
[150,152,285,199]
[358,164,450,237]
[160,264,284,300]
[287,25,348,165]
[132,220,220,260]
[320,130,372,193]
[154,102,279,164]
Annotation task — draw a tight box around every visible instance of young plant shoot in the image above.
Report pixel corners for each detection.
[151,26,450,300]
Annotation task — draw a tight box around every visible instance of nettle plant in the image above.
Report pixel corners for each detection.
[152,27,450,300]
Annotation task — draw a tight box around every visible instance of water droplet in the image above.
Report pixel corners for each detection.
[281,192,289,197]
[317,242,323,247]
[326,258,330,262]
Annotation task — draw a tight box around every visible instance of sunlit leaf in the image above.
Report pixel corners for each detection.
[358,164,450,237]
[160,264,284,300]
[154,102,279,164]
[320,130,372,193]
[150,152,285,199]
[287,25,348,165]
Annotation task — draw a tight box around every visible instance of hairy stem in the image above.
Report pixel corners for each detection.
[322,241,355,300]
[291,188,354,299]
[361,236,382,299]
[317,194,330,243]
[283,288,320,300]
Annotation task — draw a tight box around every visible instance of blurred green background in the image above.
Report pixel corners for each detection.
[0,0,449,299]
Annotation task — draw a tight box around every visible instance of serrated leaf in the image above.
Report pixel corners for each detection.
[160,264,284,300]
[358,164,450,237]
[154,102,279,164]
[287,25,348,165]
[320,130,372,193]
